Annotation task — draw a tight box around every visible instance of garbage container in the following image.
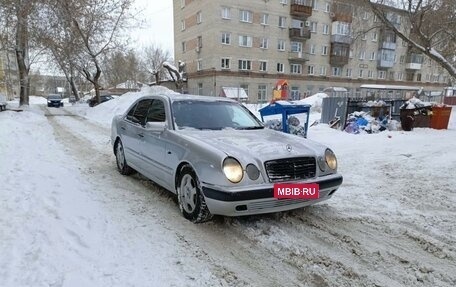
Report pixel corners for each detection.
[400,107,431,130]
[431,106,452,129]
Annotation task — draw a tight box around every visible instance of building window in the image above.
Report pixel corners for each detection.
[290,64,302,74]
[359,51,365,60]
[358,69,364,78]
[260,38,269,49]
[238,59,252,70]
[221,7,231,19]
[416,73,422,82]
[291,87,300,100]
[371,32,377,42]
[277,39,286,51]
[312,0,318,10]
[308,65,315,75]
[181,20,185,31]
[197,83,203,95]
[320,66,326,76]
[261,14,269,25]
[197,59,202,71]
[180,0,185,8]
[310,44,316,54]
[221,58,230,69]
[239,35,253,47]
[398,72,404,81]
[322,24,329,35]
[400,55,405,63]
[368,70,374,78]
[197,36,202,48]
[240,10,253,23]
[310,22,318,33]
[346,68,352,77]
[378,71,386,79]
[278,16,287,28]
[370,52,376,61]
[240,84,249,96]
[361,33,367,40]
[325,2,330,12]
[334,22,350,35]
[196,11,202,24]
[322,45,328,55]
[349,49,354,58]
[363,11,369,20]
[277,63,284,73]
[221,33,231,45]
[332,67,342,76]
[291,42,302,52]
[259,61,267,72]
[258,85,267,102]
[181,41,186,53]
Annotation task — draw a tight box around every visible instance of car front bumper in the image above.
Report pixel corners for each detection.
[201,174,343,216]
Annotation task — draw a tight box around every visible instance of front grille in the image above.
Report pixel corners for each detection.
[264,157,316,182]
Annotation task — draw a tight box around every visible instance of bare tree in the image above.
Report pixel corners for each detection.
[103,49,144,88]
[141,44,171,85]
[163,61,186,92]
[361,0,456,80]
[55,0,133,105]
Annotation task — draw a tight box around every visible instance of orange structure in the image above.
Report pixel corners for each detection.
[272,79,289,102]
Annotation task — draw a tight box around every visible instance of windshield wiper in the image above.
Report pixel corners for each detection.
[236,126,264,130]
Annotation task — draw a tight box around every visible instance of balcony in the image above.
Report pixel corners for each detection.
[378,59,394,69]
[331,2,353,23]
[331,34,351,45]
[330,55,349,66]
[288,51,309,62]
[380,41,396,50]
[406,53,423,70]
[290,2,312,18]
[289,28,311,40]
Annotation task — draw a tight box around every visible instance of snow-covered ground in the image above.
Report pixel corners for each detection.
[1,87,456,287]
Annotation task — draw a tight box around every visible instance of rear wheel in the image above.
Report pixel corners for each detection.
[115,139,135,175]
[177,165,212,223]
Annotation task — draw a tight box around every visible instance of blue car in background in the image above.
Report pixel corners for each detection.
[47,94,64,108]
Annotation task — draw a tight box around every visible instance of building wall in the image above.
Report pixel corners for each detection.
[0,51,19,100]
[174,0,451,103]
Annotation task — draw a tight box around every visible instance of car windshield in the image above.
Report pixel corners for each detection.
[48,95,61,100]
[172,100,264,130]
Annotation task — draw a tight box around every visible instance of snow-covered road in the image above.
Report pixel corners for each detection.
[1,94,455,286]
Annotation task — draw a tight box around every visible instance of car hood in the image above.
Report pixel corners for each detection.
[178,128,324,162]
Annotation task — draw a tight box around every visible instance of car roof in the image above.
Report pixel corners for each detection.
[141,93,237,103]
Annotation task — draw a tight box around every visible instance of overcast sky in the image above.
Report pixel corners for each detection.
[131,0,174,55]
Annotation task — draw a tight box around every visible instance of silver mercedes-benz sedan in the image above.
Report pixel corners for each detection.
[111,93,343,223]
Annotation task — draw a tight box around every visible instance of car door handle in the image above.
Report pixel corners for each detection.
[137,133,144,138]
[120,126,126,130]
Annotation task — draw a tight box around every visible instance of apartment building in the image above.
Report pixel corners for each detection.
[0,51,19,100]
[173,0,450,103]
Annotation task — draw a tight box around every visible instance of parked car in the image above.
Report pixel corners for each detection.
[47,94,64,107]
[111,94,343,223]
[88,95,114,107]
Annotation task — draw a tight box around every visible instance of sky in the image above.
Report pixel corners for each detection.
[131,0,175,55]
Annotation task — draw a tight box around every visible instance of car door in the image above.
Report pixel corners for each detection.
[141,98,172,188]
[122,99,152,168]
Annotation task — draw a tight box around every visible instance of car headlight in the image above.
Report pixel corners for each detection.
[325,149,337,170]
[222,157,243,183]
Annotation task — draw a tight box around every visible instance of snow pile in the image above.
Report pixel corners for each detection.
[363,100,387,107]
[264,116,307,137]
[294,92,328,113]
[401,97,432,109]
[77,85,177,127]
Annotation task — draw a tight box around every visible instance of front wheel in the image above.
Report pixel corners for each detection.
[115,139,135,175]
[177,165,212,223]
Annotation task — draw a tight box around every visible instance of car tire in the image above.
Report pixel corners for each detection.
[115,139,136,175]
[177,165,213,223]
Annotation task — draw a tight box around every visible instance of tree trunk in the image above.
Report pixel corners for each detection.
[16,8,30,106]
[69,76,79,100]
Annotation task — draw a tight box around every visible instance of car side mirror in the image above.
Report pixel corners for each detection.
[145,121,167,132]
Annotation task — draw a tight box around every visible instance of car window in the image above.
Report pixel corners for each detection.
[146,100,166,122]
[172,100,263,130]
[132,99,152,125]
